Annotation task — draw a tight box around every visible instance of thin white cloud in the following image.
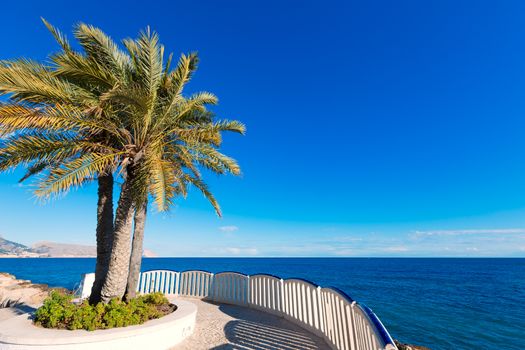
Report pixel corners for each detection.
[225,247,258,256]
[326,236,364,243]
[383,246,409,252]
[219,225,239,233]
[413,228,525,237]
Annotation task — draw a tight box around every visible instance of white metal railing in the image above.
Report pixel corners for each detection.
[179,270,213,298]
[78,270,397,350]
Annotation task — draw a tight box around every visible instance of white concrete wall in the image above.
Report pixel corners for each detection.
[0,299,196,350]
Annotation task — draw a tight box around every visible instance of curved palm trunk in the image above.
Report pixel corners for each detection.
[89,175,114,304]
[124,199,147,301]
[100,175,135,302]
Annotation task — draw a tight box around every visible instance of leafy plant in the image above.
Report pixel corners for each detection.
[34,291,174,331]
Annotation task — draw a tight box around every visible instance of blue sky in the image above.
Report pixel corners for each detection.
[1,0,525,256]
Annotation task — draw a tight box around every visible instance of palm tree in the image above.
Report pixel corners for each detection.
[99,29,245,301]
[0,20,131,303]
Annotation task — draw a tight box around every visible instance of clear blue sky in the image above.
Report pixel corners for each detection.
[1,0,525,257]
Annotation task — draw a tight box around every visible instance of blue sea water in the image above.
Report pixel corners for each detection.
[0,258,523,349]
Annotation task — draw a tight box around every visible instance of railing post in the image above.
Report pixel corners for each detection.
[210,272,215,301]
[350,301,358,350]
[316,286,324,337]
[77,273,95,299]
[246,275,251,306]
[174,272,180,297]
[279,278,285,318]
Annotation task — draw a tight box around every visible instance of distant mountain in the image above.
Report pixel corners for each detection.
[0,236,33,256]
[0,236,156,258]
[31,241,96,257]
[143,249,158,258]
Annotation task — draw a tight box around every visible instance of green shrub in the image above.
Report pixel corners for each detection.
[34,291,175,331]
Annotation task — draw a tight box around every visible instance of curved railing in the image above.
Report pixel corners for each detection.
[78,270,397,350]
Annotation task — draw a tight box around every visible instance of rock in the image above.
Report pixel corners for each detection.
[0,273,56,308]
[395,340,432,350]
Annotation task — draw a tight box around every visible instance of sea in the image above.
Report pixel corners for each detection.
[0,257,523,350]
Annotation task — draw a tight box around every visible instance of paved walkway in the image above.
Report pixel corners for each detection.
[0,305,35,322]
[174,298,330,350]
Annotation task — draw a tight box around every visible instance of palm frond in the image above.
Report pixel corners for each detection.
[134,27,163,103]
[167,52,198,95]
[0,132,117,171]
[211,120,246,135]
[0,59,96,105]
[172,120,246,146]
[190,144,241,175]
[0,103,119,138]
[19,161,49,183]
[74,23,130,80]
[50,51,115,89]
[166,144,201,178]
[35,152,123,198]
[184,174,221,217]
[148,157,178,211]
[183,91,218,111]
[100,84,147,113]
[41,18,72,53]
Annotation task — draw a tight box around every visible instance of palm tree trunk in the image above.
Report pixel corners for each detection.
[89,174,114,304]
[100,174,135,302]
[124,198,147,301]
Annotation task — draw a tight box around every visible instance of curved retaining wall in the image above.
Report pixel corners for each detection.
[0,299,197,350]
[79,270,397,350]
